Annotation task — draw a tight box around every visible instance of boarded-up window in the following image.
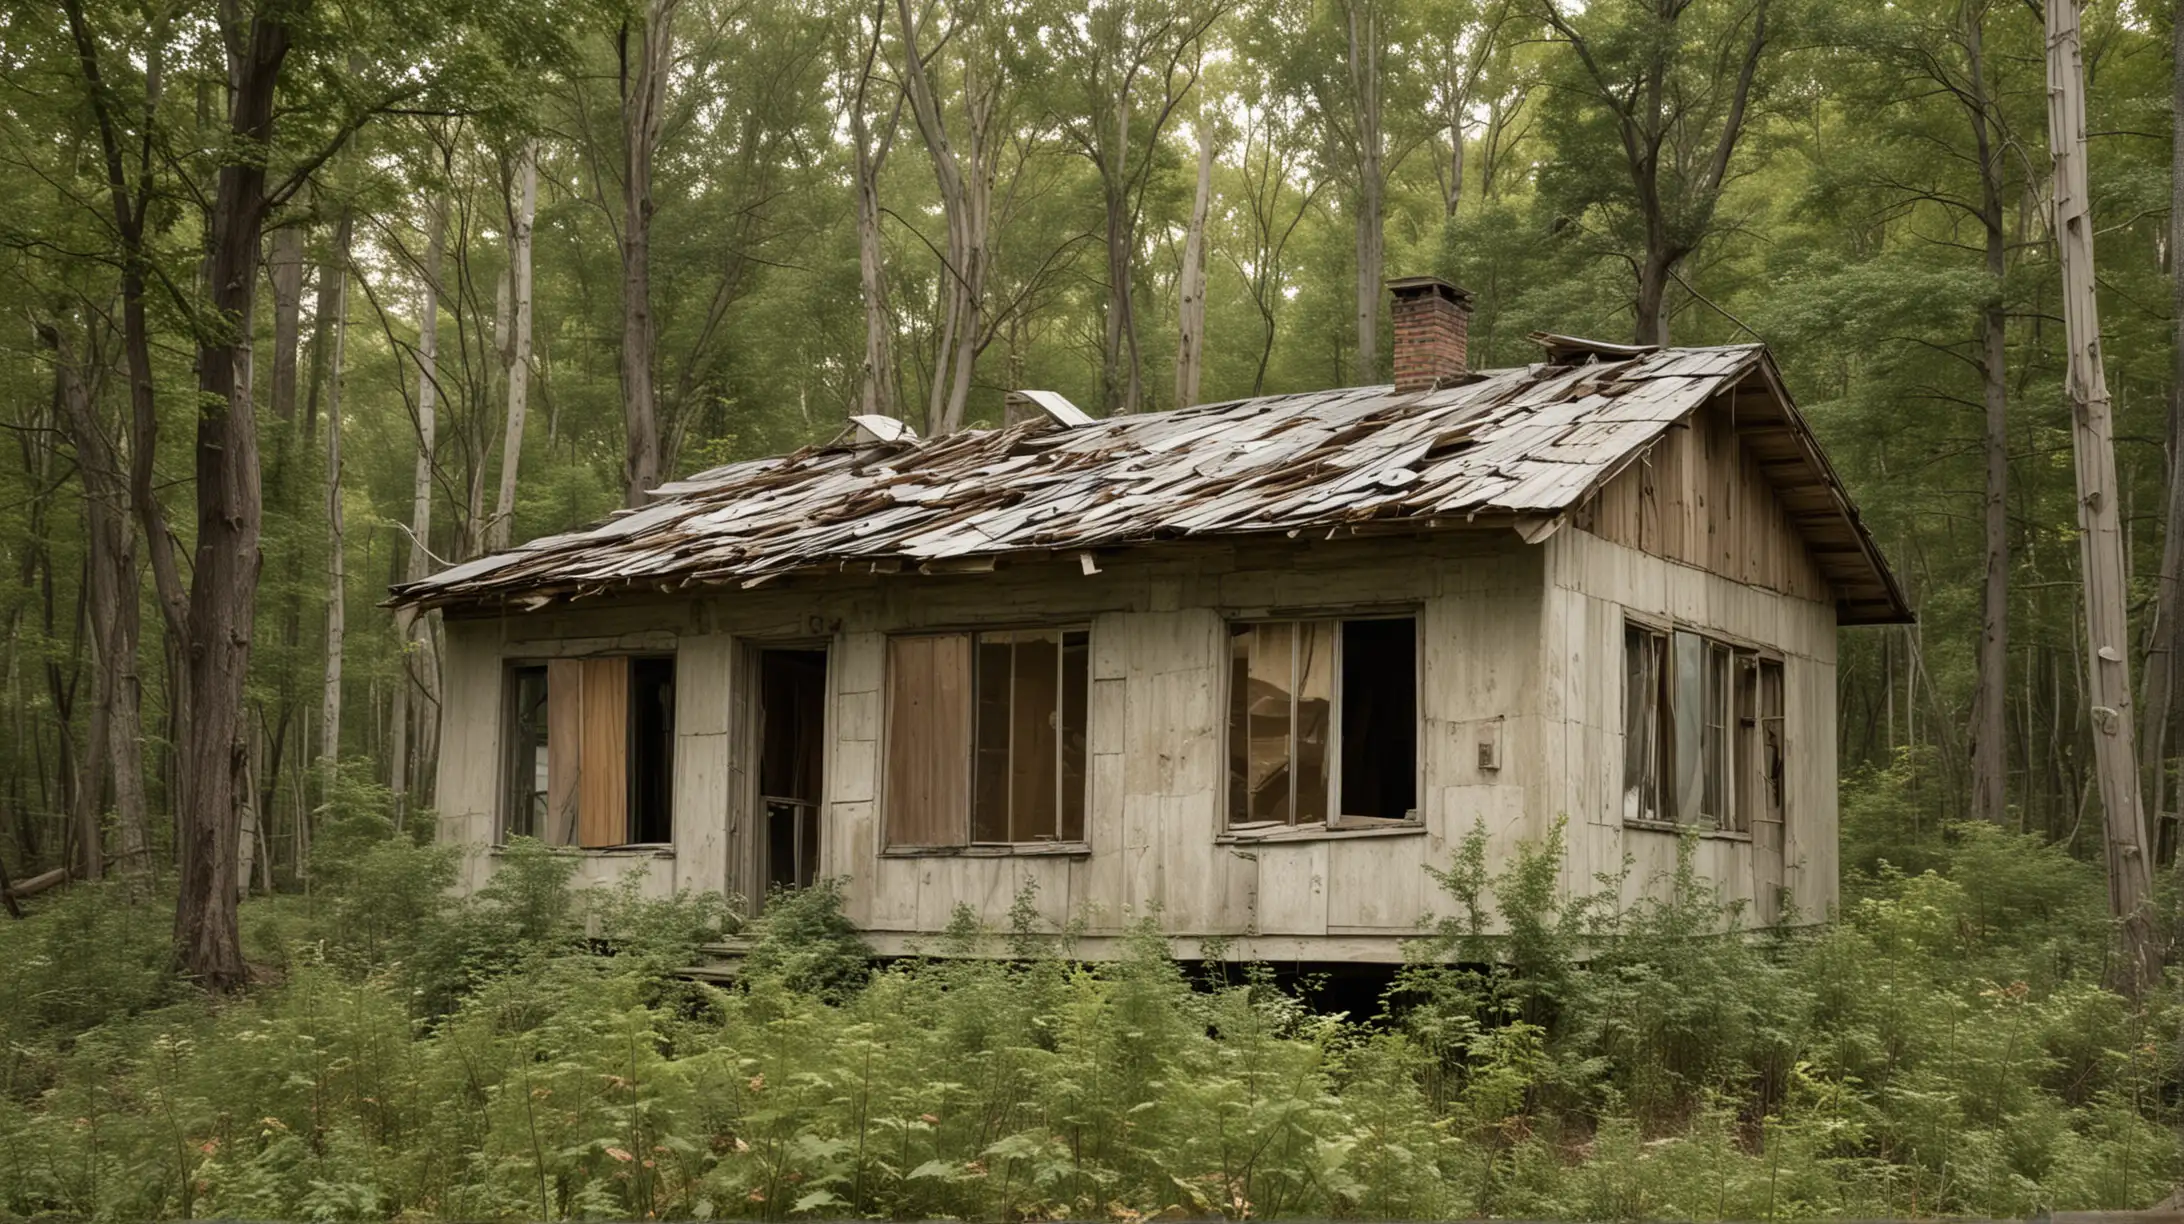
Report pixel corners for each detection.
[502,656,675,848]
[1625,623,1778,832]
[885,629,1089,847]
[1227,617,1417,827]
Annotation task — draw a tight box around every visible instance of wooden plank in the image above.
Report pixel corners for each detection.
[577,656,629,847]
[883,634,971,846]
[546,658,584,845]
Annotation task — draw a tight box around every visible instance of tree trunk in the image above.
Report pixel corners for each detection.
[1344,0,1383,384]
[620,0,676,506]
[899,0,994,434]
[46,322,152,881]
[2045,0,2156,993]
[2147,0,2184,863]
[43,332,106,882]
[1967,14,2010,826]
[490,141,538,551]
[318,210,350,809]
[850,62,898,419]
[269,223,305,423]
[173,7,291,989]
[1634,245,1673,348]
[1175,96,1214,409]
[1443,112,1465,219]
[392,196,445,816]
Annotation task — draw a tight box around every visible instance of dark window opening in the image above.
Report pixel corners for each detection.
[629,657,676,844]
[760,649,827,891]
[1339,617,1417,820]
[507,665,552,840]
[1228,616,1417,827]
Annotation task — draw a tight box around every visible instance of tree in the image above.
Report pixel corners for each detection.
[620,0,679,504]
[840,0,904,418]
[1174,48,1217,409]
[489,140,539,550]
[898,0,1011,433]
[319,210,352,797]
[1042,0,1224,413]
[1534,0,1770,344]
[2043,0,2155,990]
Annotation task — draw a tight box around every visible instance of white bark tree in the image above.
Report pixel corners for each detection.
[2043,0,2156,992]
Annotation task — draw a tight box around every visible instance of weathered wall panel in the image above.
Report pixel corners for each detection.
[436,517,1841,956]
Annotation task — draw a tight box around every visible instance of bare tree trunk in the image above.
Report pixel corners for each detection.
[269,223,305,423]
[849,18,900,419]
[2045,0,2156,992]
[899,0,994,434]
[318,210,350,811]
[620,0,676,506]
[392,197,445,817]
[2146,0,2184,862]
[1175,94,1215,409]
[174,8,291,990]
[1967,13,2010,826]
[1344,0,1383,384]
[42,331,106,882]
[490,141,538,550]
[60,0,177,885]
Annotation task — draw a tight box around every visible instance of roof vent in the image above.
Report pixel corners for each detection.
[847,413,918,445]
[1005,389,1094,429]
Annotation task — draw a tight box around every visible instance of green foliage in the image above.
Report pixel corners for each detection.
[2,803,2176,1221]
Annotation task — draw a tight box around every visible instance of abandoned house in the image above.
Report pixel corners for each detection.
[390,277,1910,962]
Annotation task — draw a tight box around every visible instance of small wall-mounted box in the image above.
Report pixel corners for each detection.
[1476,719,1503,772]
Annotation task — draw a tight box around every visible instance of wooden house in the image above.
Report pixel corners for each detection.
[391,278,1909,961]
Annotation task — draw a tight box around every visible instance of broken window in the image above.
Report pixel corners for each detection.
[502,655,676,848]
[1226,617,1418,828]
[1622,626,1668,823]
[884,628,1089,848]
[1624,622,1781,832]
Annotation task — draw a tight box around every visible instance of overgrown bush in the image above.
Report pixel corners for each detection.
[0,807,2176,1221]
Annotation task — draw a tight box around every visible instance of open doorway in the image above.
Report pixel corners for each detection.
[758,648,827,895]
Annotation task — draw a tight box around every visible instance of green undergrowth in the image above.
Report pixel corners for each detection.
[0,816,2176,1221]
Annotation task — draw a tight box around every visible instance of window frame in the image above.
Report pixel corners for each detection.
[1222,612,1424,832]
[1620,613,1781,836]
[881,624,1093,854]
[497,652,678,850]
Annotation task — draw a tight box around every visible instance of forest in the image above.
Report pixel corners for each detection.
[4,0,2184,1216]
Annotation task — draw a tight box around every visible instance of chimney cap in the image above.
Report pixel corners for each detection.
[1386,275,1473,305]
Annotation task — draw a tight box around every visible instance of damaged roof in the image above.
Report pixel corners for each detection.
[391,340,1912,625]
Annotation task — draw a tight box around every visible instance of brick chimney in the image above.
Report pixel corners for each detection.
[1387,276,1473,392]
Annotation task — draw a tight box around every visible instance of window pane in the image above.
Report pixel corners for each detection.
[1732,652,1758,834]
[509,666,550,840]
[1061,631,1089,841]
[1293,620,1333,824]
[1010,632,1062,840]
[1703,643,1729,825]
[1671,631,1706,824]
[971,637,1013,842]
[1623,629,1662,822]
[1231,623,1295,823]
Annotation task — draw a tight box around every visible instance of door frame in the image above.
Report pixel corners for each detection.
[733,638,832,915]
